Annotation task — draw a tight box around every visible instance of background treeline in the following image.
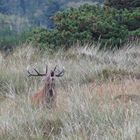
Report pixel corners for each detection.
[0,0,103,28]
[105,0,140,9]
[0,0,104,51]
[0,0,139,51]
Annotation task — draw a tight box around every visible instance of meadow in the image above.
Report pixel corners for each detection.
[0,42,140,140]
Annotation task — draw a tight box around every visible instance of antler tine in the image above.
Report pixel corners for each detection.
[55,68,65,77]
[46,65,48,74]
[33,68,40,75]
[53,65,57,72]
[27,68,46,77]
[27,70,33,77]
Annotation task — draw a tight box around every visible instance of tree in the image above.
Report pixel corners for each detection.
[0,0,9,14]
[44,0,63,28]
[19,0,26,15]
[104,0,140,9]
[29,4,133,49]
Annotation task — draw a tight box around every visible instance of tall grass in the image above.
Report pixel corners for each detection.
[0,43,140,140]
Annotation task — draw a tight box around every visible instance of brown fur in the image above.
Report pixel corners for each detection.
[28,66,64,108]
[31,75,57,108]
[31,88,45,106]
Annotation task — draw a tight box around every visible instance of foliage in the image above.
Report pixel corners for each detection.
[0,0,103,28]
[29,4,140,50]
[0,0,60,27]
[0,2,139,50]
[54,5,128,48]
[0,30,31,52]
[104,0,140,9]
[119,8,140,31]
[0,13,31,50]
[0,28,31,51]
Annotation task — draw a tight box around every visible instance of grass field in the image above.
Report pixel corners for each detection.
[0,43,140,140]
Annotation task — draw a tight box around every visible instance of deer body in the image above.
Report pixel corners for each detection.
[31,88,45,106]
[28,66,64,108]
[31,87,57,108]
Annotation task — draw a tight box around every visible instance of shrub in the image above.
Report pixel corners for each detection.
[28,4,140,50]
[104,0,140,9]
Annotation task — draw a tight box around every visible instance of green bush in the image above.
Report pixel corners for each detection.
[28,28,61,50]
[28,4,140,50]
[119,8,140,30]
[104,0,140,9]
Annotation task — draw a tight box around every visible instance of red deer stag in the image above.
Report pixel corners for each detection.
[28,65,64,108]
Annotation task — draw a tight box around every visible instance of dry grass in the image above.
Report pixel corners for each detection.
[0,43,140,140]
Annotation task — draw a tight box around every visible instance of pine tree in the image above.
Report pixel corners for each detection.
[104,0,140,9]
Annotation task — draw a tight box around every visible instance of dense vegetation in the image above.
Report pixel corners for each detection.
[105,0,140,9]
[0,0,139,51]
[0,0,104,51]
[29,4,140,50]
[0,13,31,51]
[0,0,103,28]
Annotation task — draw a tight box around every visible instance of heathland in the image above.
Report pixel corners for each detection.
[0,0,140,139]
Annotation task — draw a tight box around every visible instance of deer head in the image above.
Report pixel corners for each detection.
[28,65,64,108]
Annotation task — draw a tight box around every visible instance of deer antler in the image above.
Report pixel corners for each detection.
[27,65,64,77]
[46,65,48,74]
[27,68,46,77]
[53,65,57,72]
[55,68,65,77]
